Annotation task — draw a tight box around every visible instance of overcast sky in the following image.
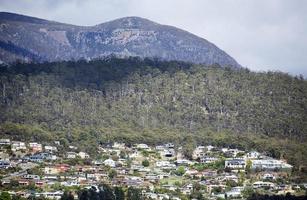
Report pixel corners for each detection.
[1,0,306,76]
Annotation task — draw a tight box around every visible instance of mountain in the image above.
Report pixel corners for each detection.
[0,12,240,67]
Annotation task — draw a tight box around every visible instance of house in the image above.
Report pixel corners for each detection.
[123,176,143,187]
[176,159,193,166]
[129,151,140,158]
[11,141,27,151]
[42,175,58,181]
[136,143,150,150]
[263,173,275,180]
[61,180,80,187]
[45,153,57,161]
[200,156,218,164]
[44,166,60,175]
[0,160,11,169]
[225,159,246,169]
[193,146,206,159]
[155,145,165,151]
[56,164,70,173]
[144,193,170,200]
[225,186,244,198]
[165,143,174,149]
[144,174,160,182]
[225,149,244,157]
[161,184,177,191]
[162,149,175,157]
[156,161,176,169]
[181,183,193,195]
[221,148,229,153]
[78,152,90,159]
[69,145,78,150]
[206,145,215,151]
[28,154,44,162]
[103,159,116,167]
[252,159,293,170]
[253,181,275,189]
[67,152,77,159]
[0,139,11,145]
[29,142,43,153]
[224,174,239,182]
[185,169,198,176]
[112,142,126,149]
[35,191,63,200]
[93,160,104,166]
[22,174,40,180]
[44,146,57,152]
[246,151,260,159]
[202,170,218,177]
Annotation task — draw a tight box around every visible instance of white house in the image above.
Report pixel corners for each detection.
[200,156,218,164]
[22,174,40,180]
[253,181,275,189]
[263,173,275,180]
[165,143,174,149]
[225,159,246,169]
[136,143,150,150]
[0,139,11,145]
[103,159,116,167]
[112,142,126,149]
[193,146,206,159]
[156,161,176,169]
[67,152,77,159]
[156,161,171,167]
[252,159,292,170]
[35,191,63,200]
[78,152,90,159]
[246,151,260,159]
[44,146,57,152]
[162,149,175,157]
[206,145,215,151]
[69,145,77,150]
[226,186,244,198]
[11,141,27,151]
[176,159,193,166]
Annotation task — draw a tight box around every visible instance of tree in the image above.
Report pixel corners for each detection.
[60,191,74,200]
[181,135,196,159]
[246,159,252,174]
[99,184,115,200]
[108,169,117,179]
[78,190,89,200]
[175,166,186,176]
[242,186,254,199]
[142,159,149,167]
[127,187,142,200]
[0,192,11,200]
[11,195,26,200]
[114,187,125,200]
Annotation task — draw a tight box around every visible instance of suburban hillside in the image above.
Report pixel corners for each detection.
[0,12,240,67]
[0,58,306,171]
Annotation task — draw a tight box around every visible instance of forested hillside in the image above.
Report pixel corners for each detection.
[0,57,306,171]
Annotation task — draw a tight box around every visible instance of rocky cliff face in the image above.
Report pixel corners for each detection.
[0,12,240,67]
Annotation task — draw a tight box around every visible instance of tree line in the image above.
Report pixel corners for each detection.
[0,57,306,173]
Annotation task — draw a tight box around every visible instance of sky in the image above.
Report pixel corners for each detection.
[0,0,306,76]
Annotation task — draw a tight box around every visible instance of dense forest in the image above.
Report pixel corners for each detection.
[0,57,306,172]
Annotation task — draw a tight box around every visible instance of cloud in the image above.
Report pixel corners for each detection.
[0,0,306,76]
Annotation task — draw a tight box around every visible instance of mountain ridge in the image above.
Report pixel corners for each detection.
[0,12,241,67]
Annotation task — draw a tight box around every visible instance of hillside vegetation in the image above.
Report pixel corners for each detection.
[0,58,306,171]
